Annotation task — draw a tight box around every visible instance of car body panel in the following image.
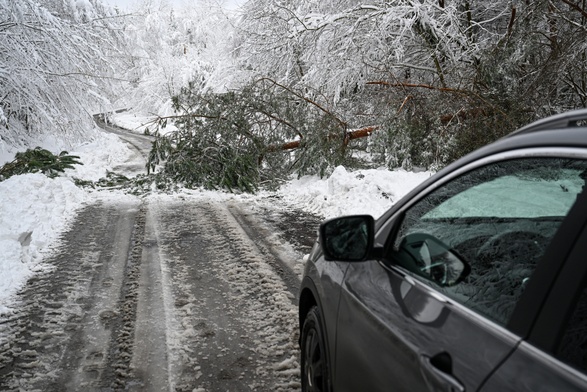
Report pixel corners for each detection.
[333,260,520,391]
[481,341,587,391]
[300,255,350,373]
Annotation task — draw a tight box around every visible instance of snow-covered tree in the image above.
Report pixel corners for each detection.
[238,1,494,99]
[119,0,247,115]
[236,0,587,169]
[0,0,128,157]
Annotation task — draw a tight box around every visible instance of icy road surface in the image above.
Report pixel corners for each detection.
[0,194,320,391]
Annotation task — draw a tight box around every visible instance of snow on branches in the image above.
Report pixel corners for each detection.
[0,0,127,147]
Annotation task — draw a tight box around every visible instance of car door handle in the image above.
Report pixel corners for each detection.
[420,353,465,392]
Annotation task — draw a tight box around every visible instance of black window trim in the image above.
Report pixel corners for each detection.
[528,214,587,353]
[375,147,587,339]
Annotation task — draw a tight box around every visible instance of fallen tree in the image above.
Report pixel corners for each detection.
[266,125,379,152]
[146,80,378,192]
[0,148,82,181]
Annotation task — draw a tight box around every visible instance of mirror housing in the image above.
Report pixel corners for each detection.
[320,215,375,262]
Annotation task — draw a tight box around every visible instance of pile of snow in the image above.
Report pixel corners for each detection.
[0,130,133,313]
[274,165,433,219]
[0,174,89,313]
[67,131,133,181]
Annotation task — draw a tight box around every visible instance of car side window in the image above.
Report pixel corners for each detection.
[388,158,587,327]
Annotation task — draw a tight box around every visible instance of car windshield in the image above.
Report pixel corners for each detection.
[424,169,584,219]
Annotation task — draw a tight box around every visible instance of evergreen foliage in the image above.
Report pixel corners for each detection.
[74,172,175,196]
[0,148,82,181]
[148,79,355,192]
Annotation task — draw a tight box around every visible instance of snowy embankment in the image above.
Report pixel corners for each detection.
[0,116,432,313]
[273,166,431,219]
[0,130,132,313]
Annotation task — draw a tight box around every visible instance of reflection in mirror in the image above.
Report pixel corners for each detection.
[397,233,470,287]
[320,215,374,261]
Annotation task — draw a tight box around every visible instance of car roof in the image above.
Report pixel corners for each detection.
[470,108,587,160]
[508,109,587,136]
[376,109,587,226]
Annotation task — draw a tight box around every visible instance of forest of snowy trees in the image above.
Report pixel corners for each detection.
[2,0,587,191]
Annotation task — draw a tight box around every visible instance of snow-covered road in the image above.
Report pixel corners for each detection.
[93,116,155,177]
[0,192,320,391]
[0,120,323,391]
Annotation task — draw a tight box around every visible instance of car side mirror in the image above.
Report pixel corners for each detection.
[320,215,375,262]
[396,233,470,287]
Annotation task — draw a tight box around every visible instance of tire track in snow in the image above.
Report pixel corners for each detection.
[0,192,314,391]
[225,202,303,301]
[0,198,144,391]
[150,196,301,391]
[102,203,148,389]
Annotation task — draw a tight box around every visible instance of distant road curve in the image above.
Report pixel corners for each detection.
[94,113,155,175]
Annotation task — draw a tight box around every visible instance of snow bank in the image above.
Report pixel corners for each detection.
[66,131,133,181]
[0,130,133,313]
[276,165,433,219]
[0,173,89,313]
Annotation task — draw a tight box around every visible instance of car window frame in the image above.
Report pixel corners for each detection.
[375,147,587,337]
[528,212,587,354]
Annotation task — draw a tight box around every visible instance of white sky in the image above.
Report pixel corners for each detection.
[103,0,247,11]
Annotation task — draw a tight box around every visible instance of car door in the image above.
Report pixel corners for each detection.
[481,196,587,391]
[332,152,587,392]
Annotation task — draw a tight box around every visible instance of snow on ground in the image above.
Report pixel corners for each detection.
[272,165,432,219]
[0,173,88,313]
[0,129,134,313]
[69,131,134,181]
[0,118,431,313]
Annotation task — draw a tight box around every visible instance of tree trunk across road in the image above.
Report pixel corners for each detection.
[0,122,321,391]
